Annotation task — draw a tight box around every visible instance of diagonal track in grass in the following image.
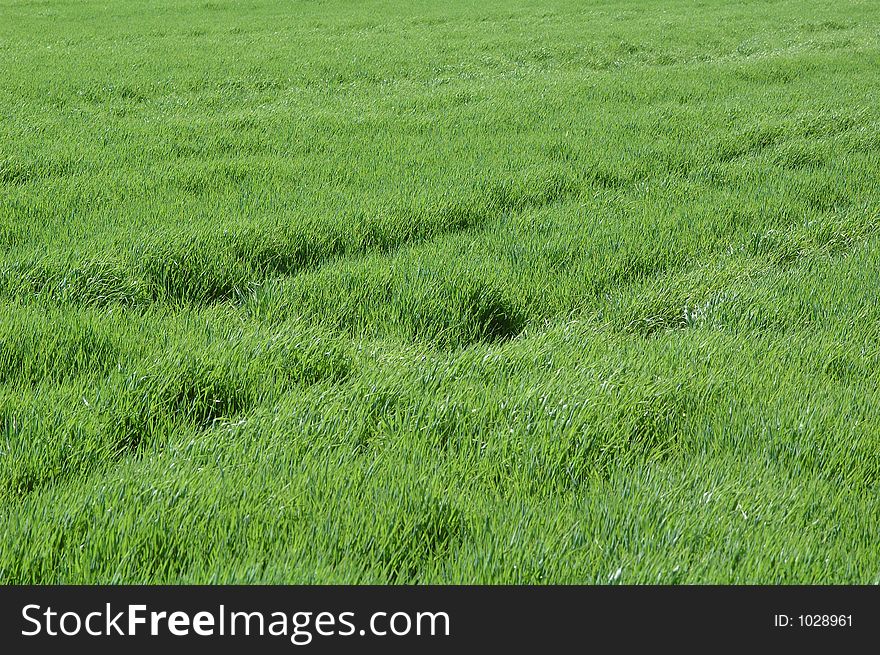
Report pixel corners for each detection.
[0,168,582,307]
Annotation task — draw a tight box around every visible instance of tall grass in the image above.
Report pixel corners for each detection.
[1,0,879,583]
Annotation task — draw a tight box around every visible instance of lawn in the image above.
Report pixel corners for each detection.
[1,0,879,583]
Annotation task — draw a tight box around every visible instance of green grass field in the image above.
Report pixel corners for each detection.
[1,0,879,583]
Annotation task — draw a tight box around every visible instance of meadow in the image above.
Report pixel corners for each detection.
[1,0,879,583]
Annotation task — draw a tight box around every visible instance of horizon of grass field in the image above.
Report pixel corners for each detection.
[1,0,879,583]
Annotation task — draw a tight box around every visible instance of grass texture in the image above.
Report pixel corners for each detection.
[1,0,880,583]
